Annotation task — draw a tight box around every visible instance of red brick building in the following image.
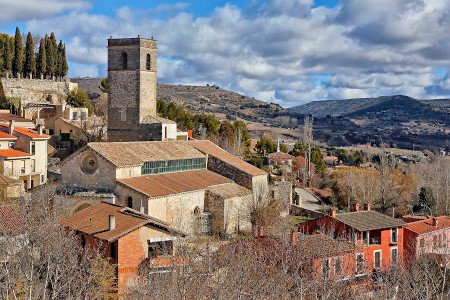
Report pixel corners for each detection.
[403,216,450,265]
[60,202,185,293]
[297,205,405,277]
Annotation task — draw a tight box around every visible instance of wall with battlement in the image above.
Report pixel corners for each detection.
[0,78,77,104]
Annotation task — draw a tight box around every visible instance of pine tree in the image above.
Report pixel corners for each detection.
[2,35,12,77]
[12,27,23,78]
[37,37,46,79]
[24,31,36,79]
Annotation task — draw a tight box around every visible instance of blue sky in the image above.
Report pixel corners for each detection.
[1,0,449,107]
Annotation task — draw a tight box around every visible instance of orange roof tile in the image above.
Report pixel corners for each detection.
[117,169,232,198]
[60,202,184,242]
[0,131,17,140]
[405,216,450,235]
[0,149,32,158]
[0,123,49,139]
[188,140,267,176]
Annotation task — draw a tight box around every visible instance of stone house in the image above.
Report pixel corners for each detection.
[0,121,49,189]
[60,202,185,294]
[60,141,256,235]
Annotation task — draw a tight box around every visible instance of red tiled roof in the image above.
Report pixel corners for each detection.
[334,210,405,231]
[0,205,23,231]
[0,131,17,140]
[405,216,450,235]
[188,140,267,176]
[0,149,32,158]
[60,202,184,242]
[117,169,232,198]
[0,123,49,139]
[0,112,32,123]
[267,151,294,162]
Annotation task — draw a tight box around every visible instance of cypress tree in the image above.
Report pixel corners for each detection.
[56,40,63,80]
[12,27,23,78]
[45,35,54,79]
[62,44,68,79]
[49,32,57,78]
[24,32,36,79]
[2,36,12,77]
[37,37,46,79]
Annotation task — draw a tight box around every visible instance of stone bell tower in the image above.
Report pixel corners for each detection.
[107,36,158,141]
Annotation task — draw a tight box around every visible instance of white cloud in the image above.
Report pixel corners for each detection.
[19,0,450,106]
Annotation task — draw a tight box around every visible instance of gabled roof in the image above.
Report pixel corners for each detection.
[188,140,267,176]
[0,149,32,158]
[60,202,185,242]
[117,169,232,198]
[334,210,405,231]
[206,182,251,199]
[267,151,294,162]
[86,141,206,167]
[405,216,450,235]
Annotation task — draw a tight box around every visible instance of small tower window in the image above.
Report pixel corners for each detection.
[127,196,133,208]
[122,52,128,70]
[146,54,151,70]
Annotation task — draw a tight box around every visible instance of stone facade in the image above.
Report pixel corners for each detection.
[107,37,172,142]
[0,78,77,104]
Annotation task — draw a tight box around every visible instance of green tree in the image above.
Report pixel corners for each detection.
[45,34,56,78]
[280,143,288,153]
[61,43,68,78]
[12,27,23,78]
[36,37,46,78]
[2,35,13,76]
[418,186,436,212]
[255,135,277,155]
[351,150,366,166]
[99,78,108,93]
[56,40,64,79]
[310,146,326,174]
[291,142,306,156]
[24,31,36,78]
[0,79,6,101]
[66,88,93,115]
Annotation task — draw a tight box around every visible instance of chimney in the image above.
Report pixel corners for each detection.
[330,208,337,217]
[431,217,438,227]
[365,203,371,211]
[291,231,297,246]
[258,225,264,237]
[354,203,360,212]
[89,218,92,226]
[8,120,14,135]
[37,125,43,135]
[109,215,116,231]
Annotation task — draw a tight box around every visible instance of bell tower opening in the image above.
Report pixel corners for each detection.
[122,52,128,70]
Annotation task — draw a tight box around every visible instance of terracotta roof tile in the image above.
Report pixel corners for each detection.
[87,141,206,167]
[0,131,17,140]
[0,149,32,158]
[267,152,294,162]
[188,140,267,176]
[0,205,23,231]
[207,182,251,199]
[60,202,184,242]
[0,112,32,122]
[405,216,450,235]
[334,210,405,231]
[0,123,49,139]
[117,169,232,197]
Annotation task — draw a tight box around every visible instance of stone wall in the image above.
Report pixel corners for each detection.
[1,78,77,104]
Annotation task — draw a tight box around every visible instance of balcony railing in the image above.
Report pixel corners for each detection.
[369,237,381,245]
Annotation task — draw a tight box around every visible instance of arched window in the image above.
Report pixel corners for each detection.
[122,52,128,70]
[146,53,151,70]
[127,196,133,208]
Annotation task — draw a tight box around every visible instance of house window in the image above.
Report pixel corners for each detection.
[439,233,444,248]
[122,52,128,69]
[141,158,206,175]
[391,227,398,243]
[81,112,87,120]
[31,142,36,155]
[322,258,330,279]
[419,238,425,248]
[390,247,398,265]
[334,256,343,276]
[146,53,151,70]
[72,112,78,120]
[127,196,133,208]
[356,253,364,274]
[148,240,173,258]
[363,231,369,245]
[40,175,44,184]
[374,250,382,269]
